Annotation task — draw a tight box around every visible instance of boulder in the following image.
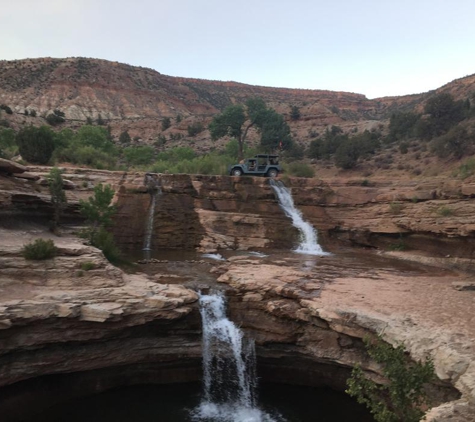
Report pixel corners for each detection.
[0,158,27,174]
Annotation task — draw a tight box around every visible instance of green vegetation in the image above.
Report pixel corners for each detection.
[123,145,155,166]
[80,261,96,271]
[283,162,315,178]
[389,202,404,215]
[55,125,118,169]
[161,117,171,131]
[119,130,132,145]
[0,104,13,114]
[46,109,65,126]
[454,158,475,179]
[209,97,291,160]
[48,167,67,232]
[0,128,17,159]
[187,122,204,137]
[290,105,301,120]
[22,238,58,260]
[16,126,56,164]
[347,336,434,422]
[436,206,454,217]
[79,184,121,263]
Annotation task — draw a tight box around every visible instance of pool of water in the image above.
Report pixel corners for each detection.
[27,382,374,422]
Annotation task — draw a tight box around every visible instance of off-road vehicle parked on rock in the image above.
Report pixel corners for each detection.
[229,154,281,177]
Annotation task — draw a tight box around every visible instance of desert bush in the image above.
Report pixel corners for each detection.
[80,261,96,271]
[123,146,155,166]
[0,104,13,114]
[347,336,434,422]
[16,125,56,164]
[91,227,121,264]
[389,202,404,214]
[187,122,204,137]
[162,117,171,131]
[22,238,58,260]
[0,128,17,159]
[283,162,315,178]
[436,206,454,217]
[455,158,475,179]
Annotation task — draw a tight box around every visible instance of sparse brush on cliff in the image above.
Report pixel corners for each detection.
[346,336,434,422]
[79,184,121,263]
[22,238,58,260]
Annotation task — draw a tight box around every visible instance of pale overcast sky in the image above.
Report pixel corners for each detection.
[1,0,474,98]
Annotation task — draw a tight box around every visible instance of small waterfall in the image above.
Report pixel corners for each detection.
[192,293,279,422]
[143,173,161,254]
[270,180,328,256]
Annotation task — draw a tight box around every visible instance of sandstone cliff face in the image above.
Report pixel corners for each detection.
[1,165,475,420]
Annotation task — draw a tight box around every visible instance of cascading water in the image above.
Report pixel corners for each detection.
[270,180,328,256]
[143,189,160,252]
[142,173,161,255]
[192,293,280,422]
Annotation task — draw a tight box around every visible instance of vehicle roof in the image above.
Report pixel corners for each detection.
[254,154,279,158]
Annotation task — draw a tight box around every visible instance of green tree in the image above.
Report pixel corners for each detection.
[73,125,116,153]
[48,167,67,232]
[260,109,292,152]
[123,146,155,166]
[423,93,467,138]
[209,98,272,160]
[0,128,17,159]
[119,130,132,144]
[16,126,56,164]
[387,112,420,142]
[162,117,171,131]
[347,337,434,422]
[187,122,204,137]
[96,114,105,126]
[46,109,65,126]
[290,105,301,120]
[79,184,116,244]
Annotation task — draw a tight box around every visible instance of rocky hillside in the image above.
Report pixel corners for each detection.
[1,57,474,146]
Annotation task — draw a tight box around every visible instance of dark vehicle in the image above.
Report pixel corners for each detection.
[229,154,281,177]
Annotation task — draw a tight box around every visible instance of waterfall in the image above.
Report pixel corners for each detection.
[192,293,279,422]
[270,180,328,256]
[143,173,162,258]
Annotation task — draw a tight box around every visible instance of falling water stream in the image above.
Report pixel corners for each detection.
[143,175,162,259]
[270,180,328,256]
[192,293,281,422]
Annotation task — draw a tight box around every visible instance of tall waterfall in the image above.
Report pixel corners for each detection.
[142,173,161,254]
[192,293,279,422]
[270,180,327,256]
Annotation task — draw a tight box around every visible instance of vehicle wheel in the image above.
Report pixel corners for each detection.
[231,168,243,176]
[266,169,278,178]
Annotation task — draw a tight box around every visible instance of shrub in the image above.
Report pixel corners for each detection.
[80,261,96,271]
[161,117,171,131]
[16,125,56,164]
[0,104,13,114]
[119,130,132,144]
[455,158,475,179]
[187,122,204,137]
[123,146,155,166]
[437,206,454,217]
[22,238,58,260]
[284,162,315,178]
[347,336,434,422]
[389,202,404,214]
[91,227,121,264]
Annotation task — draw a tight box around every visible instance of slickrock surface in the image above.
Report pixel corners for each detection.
[216,252,475,421]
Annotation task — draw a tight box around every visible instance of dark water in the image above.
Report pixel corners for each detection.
[28,382,374,422]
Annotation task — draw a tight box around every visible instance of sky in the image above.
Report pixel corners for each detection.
[1,0,475,99]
